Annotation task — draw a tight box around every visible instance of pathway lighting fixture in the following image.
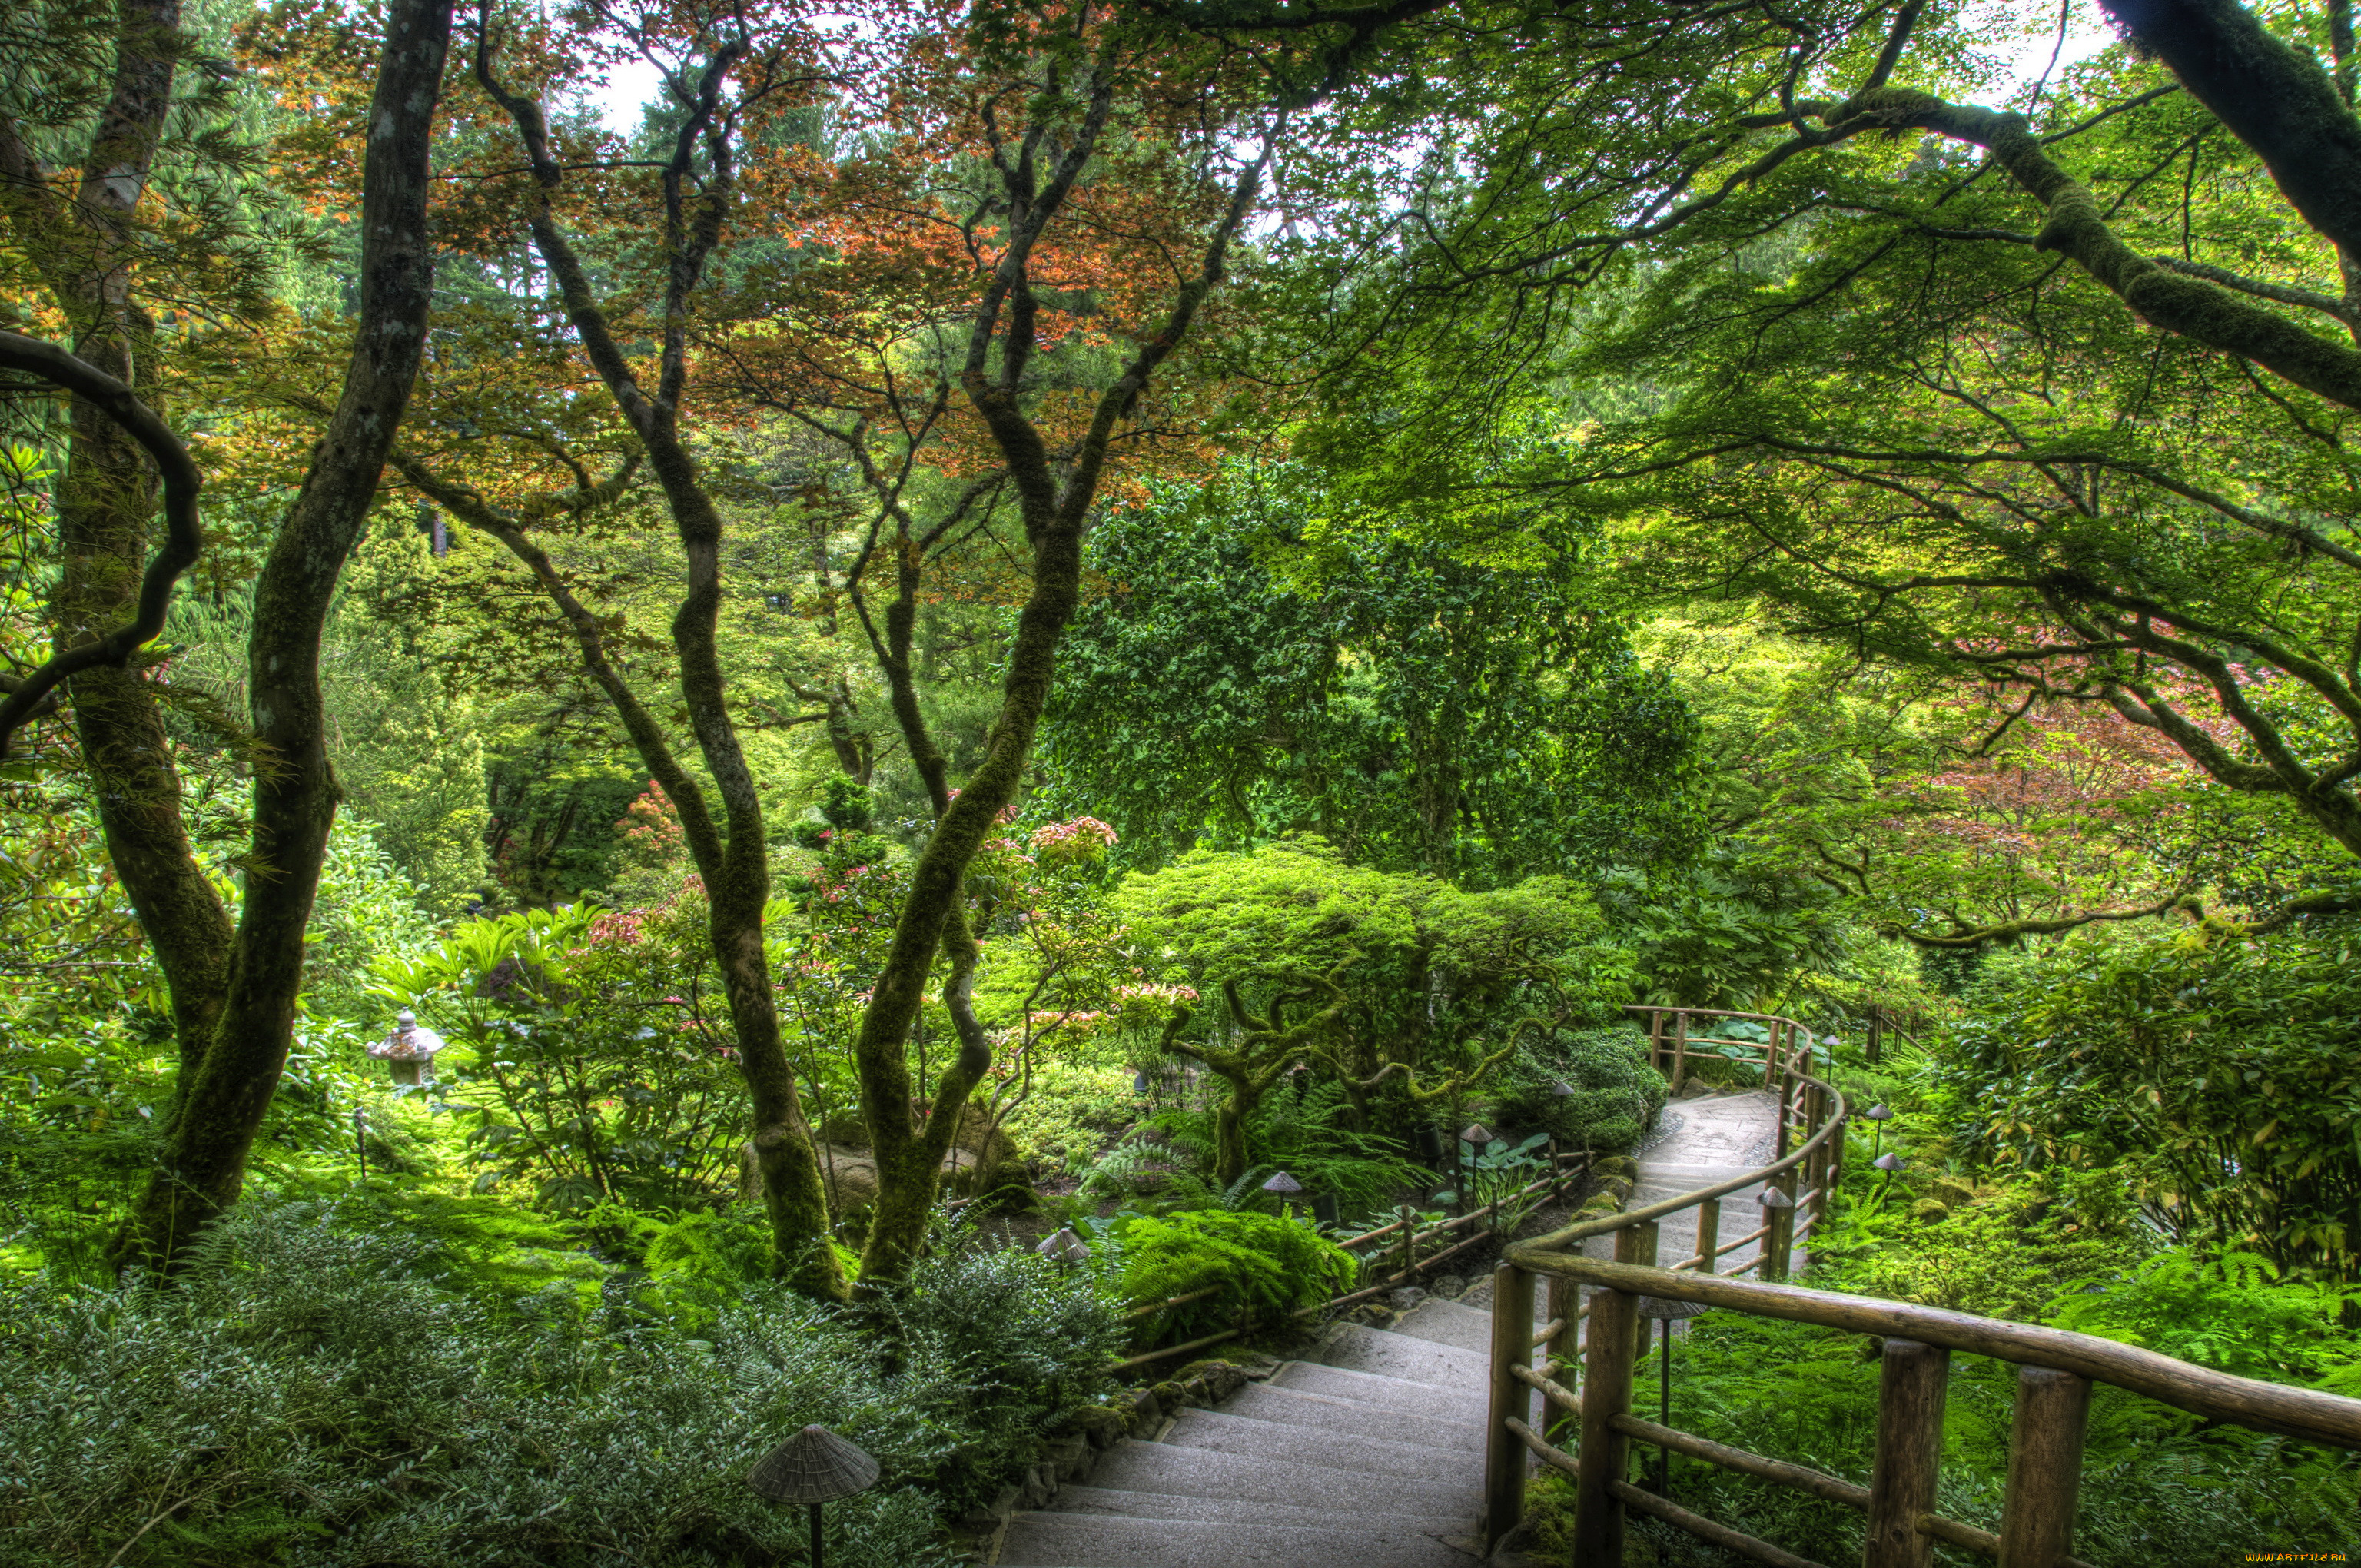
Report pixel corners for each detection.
[1131,1070,1151,1098]
[1862,1102,1893,1161]
[1635,1294,1712,1493]
[749,1423,879,1568]
[1871,1151,1904,1200]
[1460,1122,1496,1149]
[1260,1170,1304,1213]
[1035,1227,1091,1264]
[367,1009,444,1086]
[1550,1081,1576,1097]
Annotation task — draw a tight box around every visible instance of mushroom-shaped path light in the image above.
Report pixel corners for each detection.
[367,1009,445,1086]
[1459,1121,1496,1150]
[1035,1227,1091,1264]
[749,1424,879,1568]
[1872,1151,1905,1174]
[1861,1102,1894,1161]
[1261,1169,1303,1198]
[1635,1294,1712,1491]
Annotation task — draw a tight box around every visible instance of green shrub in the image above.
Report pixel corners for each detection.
[1931,922,2361,1277]
[881,1214,1127,1481]
[0,1198,1119,1566]
[1097,1208,1358,1344]
[1492,1024,1666,1154]
[1812,1167,2157,1322]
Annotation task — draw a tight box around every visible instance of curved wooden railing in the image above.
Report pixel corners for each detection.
[1483,1005,2361,1568]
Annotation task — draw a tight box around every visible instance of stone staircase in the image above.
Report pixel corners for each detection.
[997,1085,1789,1567]
[998,1296,1503,1566]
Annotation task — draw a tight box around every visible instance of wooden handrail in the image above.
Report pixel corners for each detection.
[1513,1053,1848,1256]
[1480,1002,2361,1568]
[1521,1254,2361,1450]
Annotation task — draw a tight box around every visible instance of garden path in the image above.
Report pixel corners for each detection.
[993,1086,1788,1566]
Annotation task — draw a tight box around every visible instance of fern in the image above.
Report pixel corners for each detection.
[1106,1208,1358,1344]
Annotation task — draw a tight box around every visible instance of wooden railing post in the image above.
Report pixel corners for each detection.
[1649,1009,1665,1074]
[1695,1196,1721,1276]
[1573,1264,1639,1563]
[1763,1169,1797,1283]
[1865,1339,1951,1568]
[1670,1010,1689,1094]
[1623,1219,1659,1360]
[1484,1261,1535,1547]
[1546,1272,1580,1392]
[1998,1367,2091,1568]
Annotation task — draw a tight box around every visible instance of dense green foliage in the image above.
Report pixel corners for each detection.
[1492,1024,1669,1155]
[1044,466,1699,882]
[1933,922,2361,1277]
[0,1198,1121,1566]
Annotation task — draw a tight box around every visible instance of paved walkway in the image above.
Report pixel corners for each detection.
[995,1086,1788,1567]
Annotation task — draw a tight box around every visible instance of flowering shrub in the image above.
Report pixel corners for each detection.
[371,894,744,1209]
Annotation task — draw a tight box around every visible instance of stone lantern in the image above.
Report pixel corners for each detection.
[368,1008,445,1085]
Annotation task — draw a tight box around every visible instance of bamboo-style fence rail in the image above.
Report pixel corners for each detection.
[1484,1005,2361,1568]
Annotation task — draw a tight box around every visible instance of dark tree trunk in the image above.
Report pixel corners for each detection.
[114,0,455,1270]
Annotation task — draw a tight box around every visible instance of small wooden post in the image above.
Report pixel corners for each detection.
[1546,1272,1580,1404]
[1621,1219,1659,1360]
[1865,1340,1951,1568]
[1694,1196,1721,1275]
[1648,1009,1665,1073]
[1828,1104,1847,1200]
[1669,1011,1689,1095]
[1483,1261,1535,1547]
[1997,1367,2091,1568]
[1397,1204,1417,1282]
[1572,1267,1639,1564]
[1763,1169,1798,1283]
[1765,1018,1782,1086]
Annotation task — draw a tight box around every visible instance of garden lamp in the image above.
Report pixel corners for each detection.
[1131,1069,1151,1099]
[1035,1227,1091,1264]
[1871,1151,1905,1199]
[749,1424,878,1568]
[1550,1081,1576,1098]
[1459,1121,1495,1151]
[1261,1169,1304,1209]
[1862,1103,1893,1161]
[367,1008,445,1086]
[1635,1294,1712,1493]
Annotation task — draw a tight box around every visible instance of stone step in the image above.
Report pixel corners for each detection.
[997,1509,1480,1568]
[1163,1407,1479,1483]
[1083,1437,1477,1520]
[1269,1360,1483,1422]
[1317,1321,1491,1390]
[1390,1297,1496,1356]
[1045,1483,1473,1536]
[1223,1381,1485,1452]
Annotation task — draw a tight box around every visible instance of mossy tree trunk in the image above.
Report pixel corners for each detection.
[835,60,1277,1287]
[428,32,849,1299]
[0,0,457,1271]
